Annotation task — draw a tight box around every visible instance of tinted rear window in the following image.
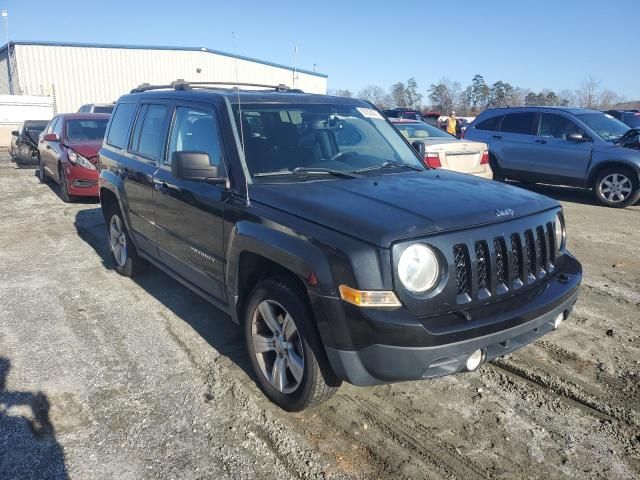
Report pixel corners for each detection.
[500,112,537,135]
[93,105,114,114]
[475,115,503,131]
[106,103,137,148]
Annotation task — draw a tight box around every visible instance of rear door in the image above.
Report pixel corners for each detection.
[152,102,228,301]
[120,102,171,252]
[42,116,64,180]
[495,112,539,177]
[530,113,592,183]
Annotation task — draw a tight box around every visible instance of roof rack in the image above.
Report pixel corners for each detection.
[130,79,303,94]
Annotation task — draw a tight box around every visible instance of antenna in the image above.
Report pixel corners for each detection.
[292,46,298,88]
[232,31,250,207]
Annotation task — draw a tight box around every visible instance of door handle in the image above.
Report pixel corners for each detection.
[492,135,502,139]
[535,139,547,144]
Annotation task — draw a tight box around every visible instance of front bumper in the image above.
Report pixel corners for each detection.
[65,164,99,197]
[320,254,581,386]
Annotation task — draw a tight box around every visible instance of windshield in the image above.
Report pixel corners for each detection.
[66,119,109,142]
[575,113,629,142]
[93,105,114,114]
[234,103,424,182]
[25,121,49,132]
[394,122,455,141]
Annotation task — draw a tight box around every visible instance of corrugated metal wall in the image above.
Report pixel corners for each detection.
[14,44,328,113]
[0,50,10,94]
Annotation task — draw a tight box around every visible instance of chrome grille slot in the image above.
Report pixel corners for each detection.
[453,244,471,302]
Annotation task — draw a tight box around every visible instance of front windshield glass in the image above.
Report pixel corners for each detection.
[234,103,424,182]
[575,113,629,142]
[66,119,109,142]
[394,122,455,141]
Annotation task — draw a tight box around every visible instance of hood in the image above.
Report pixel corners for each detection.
[614,128,640,150]
[66,140,102,159]
[250,170,559,247]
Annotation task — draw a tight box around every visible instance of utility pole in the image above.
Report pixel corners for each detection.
[1,10,8,45]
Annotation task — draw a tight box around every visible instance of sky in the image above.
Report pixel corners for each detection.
[1,0,639,100]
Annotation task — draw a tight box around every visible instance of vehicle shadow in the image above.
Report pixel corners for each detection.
[73,208,255,382]
[32,170,100,205]
[0,357,69,479]
[505,180,640,208]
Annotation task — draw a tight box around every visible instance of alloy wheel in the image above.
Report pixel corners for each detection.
[109,215,128,267]
[599,173,632,203]
[251,300,304,394]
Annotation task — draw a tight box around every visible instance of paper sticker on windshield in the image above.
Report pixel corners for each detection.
[357,107,384,120]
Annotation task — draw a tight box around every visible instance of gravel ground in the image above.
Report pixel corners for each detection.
[1,152,638,479]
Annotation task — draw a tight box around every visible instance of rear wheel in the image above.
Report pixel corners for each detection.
[37,153,48,183]
[106,204,145,277]
[58,164,76,203]
[243,277,340,411]
[594,167,640,208]
[489,154,505,181]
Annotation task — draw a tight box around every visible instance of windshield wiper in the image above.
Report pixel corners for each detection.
[253,167,361,178]
[354,161,423,174]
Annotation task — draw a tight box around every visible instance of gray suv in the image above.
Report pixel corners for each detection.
[465,107,640,207]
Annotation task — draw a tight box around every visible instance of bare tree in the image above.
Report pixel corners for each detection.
[576,76,601,109]
[357,85,392,109]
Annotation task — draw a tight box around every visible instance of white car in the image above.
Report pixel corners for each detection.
[391,119,493,179]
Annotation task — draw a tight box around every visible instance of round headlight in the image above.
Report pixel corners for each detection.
[554,213,565,252]
[398,244,440,293]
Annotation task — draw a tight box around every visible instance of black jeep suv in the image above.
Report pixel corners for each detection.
[98,82,582,411]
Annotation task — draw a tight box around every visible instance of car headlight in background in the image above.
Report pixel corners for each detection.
[67,149,96,170]
[397,243,440,293]
[554,213,565,253]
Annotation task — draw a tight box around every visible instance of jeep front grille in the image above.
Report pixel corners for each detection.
[453,223,555,304]
[453,244,471,298]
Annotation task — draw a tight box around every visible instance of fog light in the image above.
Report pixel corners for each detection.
[553,312,564,329]
[465,349,484,371]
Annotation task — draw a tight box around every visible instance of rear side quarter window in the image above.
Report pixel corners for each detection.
[475,115,504,132]
[106,103,137,149]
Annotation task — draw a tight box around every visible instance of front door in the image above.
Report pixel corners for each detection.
[153,103,228,301]
[530,113,592,184]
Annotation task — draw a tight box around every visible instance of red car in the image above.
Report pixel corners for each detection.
[37,113,110,202]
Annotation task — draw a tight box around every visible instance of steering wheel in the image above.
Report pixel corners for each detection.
[329,151,356,162]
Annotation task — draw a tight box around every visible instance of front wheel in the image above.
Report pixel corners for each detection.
[58,164,76,203]
[594,167,640,208]
[243,277,340,411]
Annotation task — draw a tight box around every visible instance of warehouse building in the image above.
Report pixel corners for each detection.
[0,41,328,113]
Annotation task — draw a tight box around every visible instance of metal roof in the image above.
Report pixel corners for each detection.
[0,40,328,79]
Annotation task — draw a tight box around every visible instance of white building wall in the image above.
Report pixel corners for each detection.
[13,44,327,113]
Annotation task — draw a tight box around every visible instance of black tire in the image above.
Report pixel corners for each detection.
[243,277,341,411]
[58,164,76,203]
[593,166,640,208]
[37,153,48,183]
[105,203,145,277]
[489,154,505,181]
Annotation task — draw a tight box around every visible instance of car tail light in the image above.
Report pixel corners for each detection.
[424,152,441,168]
[480,150,489,165]
[460,128,466,138]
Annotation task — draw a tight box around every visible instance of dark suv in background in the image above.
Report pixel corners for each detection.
[605,109,640,129]
[98,82,581,411]
[465,107,640,207]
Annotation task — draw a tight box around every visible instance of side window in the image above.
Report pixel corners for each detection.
[500,112,537,135]
[538,114,582,140]
[106,102,137,148]
[475,115,503,131]
[166,107,224,169]
[131,104,169,161]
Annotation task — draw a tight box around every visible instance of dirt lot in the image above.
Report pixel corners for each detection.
[1,151,638,479]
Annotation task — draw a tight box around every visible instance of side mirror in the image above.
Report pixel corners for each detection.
[43,133,60,142]
[172,151,226,185]
[566,132,588,142]
[11,130,19,136]
[412,140,426,156]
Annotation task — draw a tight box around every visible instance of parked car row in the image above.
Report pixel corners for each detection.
[7,85,588,412]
